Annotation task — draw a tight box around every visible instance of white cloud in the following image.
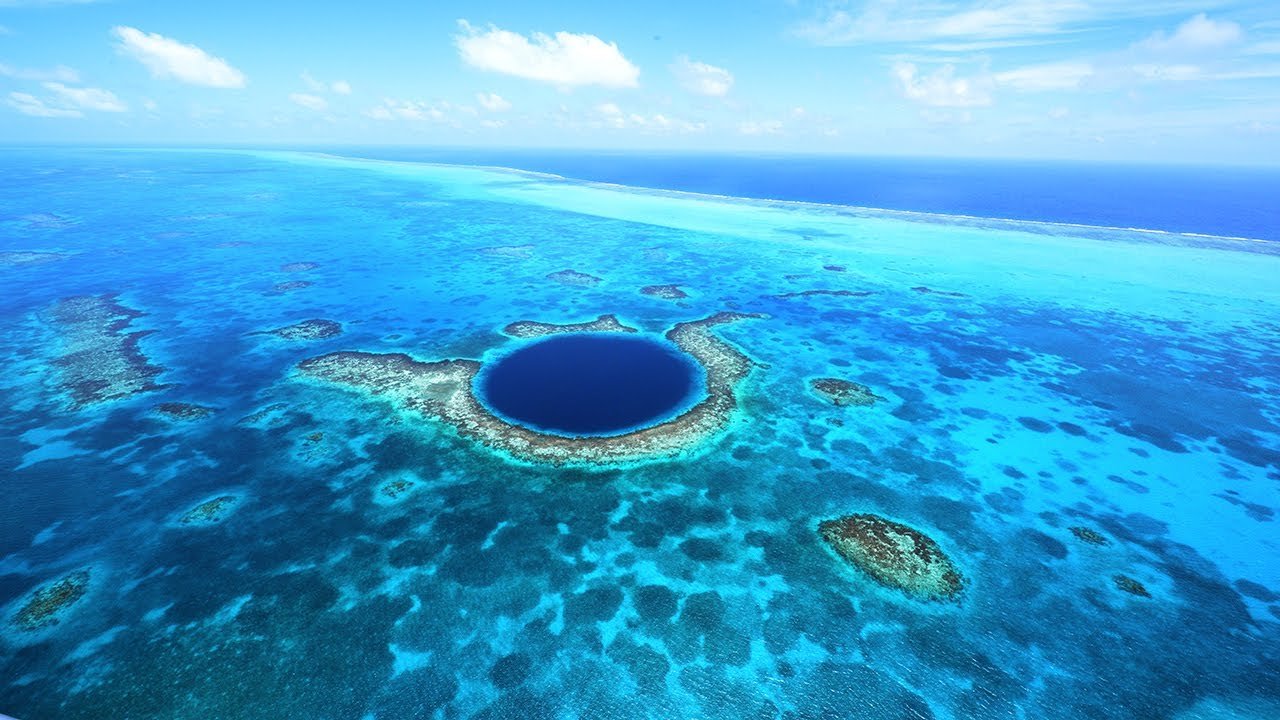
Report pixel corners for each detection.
[589,102,704,133]
[43,82,127,112]
[794,1,1227,45]
[112,26,246,88]
[1138,14,1242,53]
[739,120,783,135]
[455,20,639,88]
[365,98,449,122]
[995,61,1094,91]
[480,119,506,129]
[1049,106,1071,119]
[1131,63,1202,81]
[671,55,733,97]
[303,72,351,95]
[289,92,328,111]
[7,91,81,118]
[0,63,80,83]
[893,62,993,106]
[476,92,511,112]
[596,102,622,116]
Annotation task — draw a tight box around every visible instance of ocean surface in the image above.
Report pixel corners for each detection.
[1,147,1278,719]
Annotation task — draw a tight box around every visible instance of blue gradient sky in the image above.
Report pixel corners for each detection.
[1,0,1279,163]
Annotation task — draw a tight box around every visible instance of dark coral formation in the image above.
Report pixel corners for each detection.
[153,402,216,421]
[296,312,763,465]
[380,478,414,500]
[1,251,68,266]
[45,295,166,408]
[1113,574,1151,598]
[180,496,238,525]
[547,269,602,287]
[503,314,637,339]
[912,286,968,298]
[269,319,343,341]
[811,378,884,407]
[823,265,846,272]
[477,245,534,259]
[641,285,689,300]
[819,514,965,602]
[774,289,876,300]
[1070,526,1111,546]
[281,262,320,272]
[12,570,89,631]
[272,280,313,293]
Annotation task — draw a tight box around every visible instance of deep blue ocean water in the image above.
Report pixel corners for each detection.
[0,147,1278,720]
[478,334,698,436]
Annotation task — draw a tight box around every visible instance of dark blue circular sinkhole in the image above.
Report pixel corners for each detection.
[477,334,703,437]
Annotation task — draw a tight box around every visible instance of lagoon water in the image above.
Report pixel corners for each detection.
[1,148,1279,719]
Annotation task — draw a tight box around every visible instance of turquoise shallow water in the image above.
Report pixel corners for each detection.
[1,148,1278,719]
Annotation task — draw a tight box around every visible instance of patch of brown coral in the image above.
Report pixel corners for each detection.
[819,513,965,602]
[44,295,166,409]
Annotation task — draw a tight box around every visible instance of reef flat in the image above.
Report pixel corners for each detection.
[297,312,762,465]
[641,284,688,300]
[810,378,884,407]
[547,269,602,287]
[1,251,68,266]
[819,514,965,602]
[44,294,166,408]
[503,314,637,339]
[267,319,343,341]
[11,570,89,631]
[281,261,320,272]
[180,496,239,525]
[153,402,216,421]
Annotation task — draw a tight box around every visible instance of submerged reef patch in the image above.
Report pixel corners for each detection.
[811,378,884,407]
[153,402,216,421]
[774,289,876,300]
[180,496,239,526]
[281,261,320,272]
[641,284,689,300]
[12,570,90,631]
[45,294,166,408]
[477,244,534,259]
[1113,574,1152,598]
[1,251,68,266]
[819,514,965,602]
[296,312,763,465]
[911,286,968,298]
[267,319,343,341]
[1070,526,1111,546]
[503,314,637,339]
[547,269,602,287]
[272,280,313,293]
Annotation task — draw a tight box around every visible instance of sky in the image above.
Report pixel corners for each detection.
[1,0,1279,163]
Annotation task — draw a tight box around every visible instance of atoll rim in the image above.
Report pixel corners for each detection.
[297,311,762,465]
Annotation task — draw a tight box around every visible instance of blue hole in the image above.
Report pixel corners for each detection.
[478,334,702,437]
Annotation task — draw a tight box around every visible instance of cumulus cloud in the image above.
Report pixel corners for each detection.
[0,63,80,83]
[303,72,351,95]
[893,63,993,106]
[364,98,449,122]
[112,26,246,88]
[289,92,328,111]
[1138,14,1242,53]
[671,55,733,96]
[994,61,1094,91]
[7,91,81,118]
[739,120,783,135]
[795,0,1086,45]
[476,92,511,112]
[43,82,127,112]
[455,21,639,88]
[589,102,704,133]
